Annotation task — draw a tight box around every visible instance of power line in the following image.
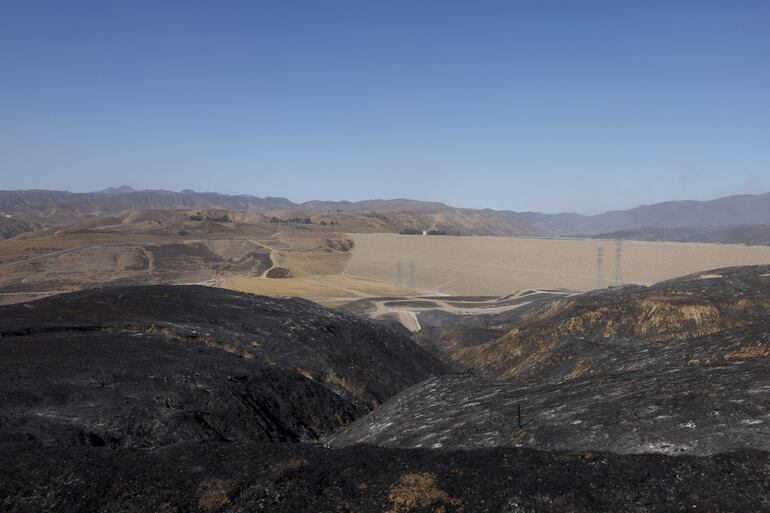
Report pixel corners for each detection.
[613,241,623,285]
[596,246,605,289]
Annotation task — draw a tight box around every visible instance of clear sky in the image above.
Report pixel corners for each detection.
[1,1,768,214]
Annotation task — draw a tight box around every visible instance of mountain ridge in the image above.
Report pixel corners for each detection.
[506,192,770,235]
[3,188,770,237]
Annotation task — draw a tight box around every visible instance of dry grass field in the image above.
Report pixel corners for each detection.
[344,233,770,296]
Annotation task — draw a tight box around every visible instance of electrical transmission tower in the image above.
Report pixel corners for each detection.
[596,247,605,289]
[395,260,402,288]
[613,241,624,285]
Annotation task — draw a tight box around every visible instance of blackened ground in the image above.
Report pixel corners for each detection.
[0,285,448,406]
[0,330,363,447]
[330,268,770,455]
[327,353,770,454]
[331,320,770,455]
[0,285,446,447]
[2,443,769,513]
[4,271,770,511]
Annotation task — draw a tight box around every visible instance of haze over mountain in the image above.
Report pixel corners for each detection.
[2,188,770,239]
[92,185,139,195]
[590,225,770,246]
[509,192,770,235]
[0,188,294,217]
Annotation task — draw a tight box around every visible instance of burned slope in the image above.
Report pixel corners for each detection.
[2,443,769,513]
[0,286,446,447]
[0,285,448,406]
[331,267,770,454]
[2,281,770,511]
[328,323,770,454]
[0,330,363,447]
[445,265,770,380]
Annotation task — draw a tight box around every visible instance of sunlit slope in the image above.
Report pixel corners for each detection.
[345,233,770,295]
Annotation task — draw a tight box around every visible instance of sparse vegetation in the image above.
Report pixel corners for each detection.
[189,213,230,223]
[196,479,234,511]
[386,472,462,513]
[269,216,312,224]
[270,458,307,483]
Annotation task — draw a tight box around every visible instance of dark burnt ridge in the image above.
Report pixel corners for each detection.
[0,285,448,405]
[1,330,364,447]
[0,285,447,448]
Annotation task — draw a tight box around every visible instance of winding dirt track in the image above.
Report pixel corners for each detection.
[365,290,571,332]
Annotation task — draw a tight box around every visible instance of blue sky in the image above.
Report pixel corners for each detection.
[1,1,768,214]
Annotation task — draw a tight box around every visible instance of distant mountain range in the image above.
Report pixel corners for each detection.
[2,188,770,239]
[0,188,452,217]
[0,188,294,217]
[304,199,453,212]
[507,193,770,235]
[589,225,770,246]
[93,185,139,195]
